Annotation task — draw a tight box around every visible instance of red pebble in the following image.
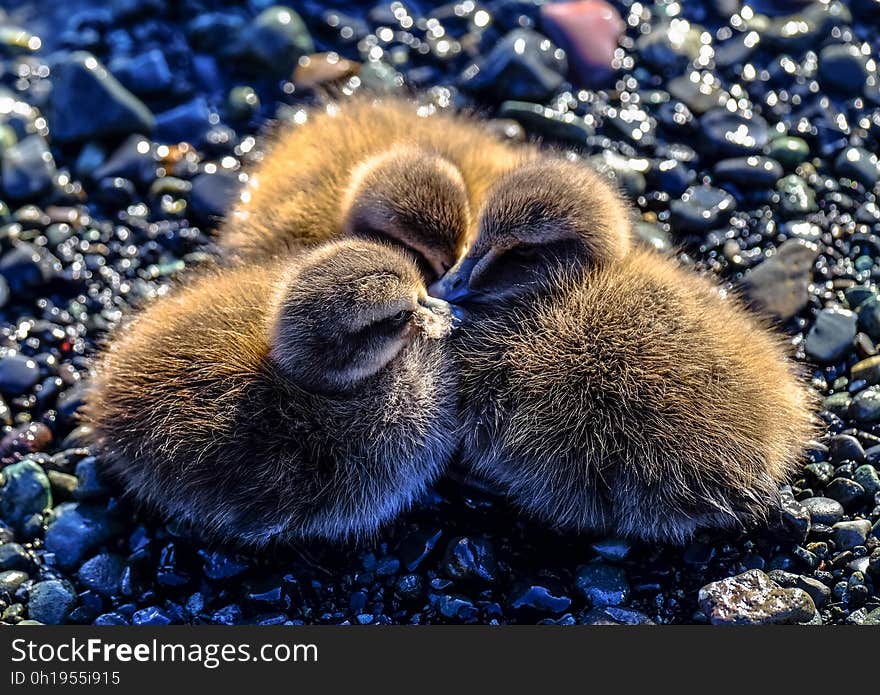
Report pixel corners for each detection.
[540,0,625,88]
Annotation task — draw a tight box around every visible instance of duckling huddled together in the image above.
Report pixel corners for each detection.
[83,98,815,547]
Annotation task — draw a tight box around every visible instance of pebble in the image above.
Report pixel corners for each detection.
[819,43,871,95]
[442,537,498,583]
[0,354,41,396]
[824,478,866,508]
[776,174,818,215]
[539,0,624,88]
[77,553,125,597]
[831,520,872,549]
[835,147,880,189]
[0,542,30,572]
[235,6,314,76]
[853,464,880,496]
[0,569,28,595]
[497,101,592,146]
[799,496,844,526]
[508,582,572,614]
[701,109,769,157]
[766,136,810,170]
[462,29,566,103]
[0,244,60,295]
[698,570,818,625]
[804,308,857,363]
[189,171,242,219]
[1,135,56,200]
[850,387,880,423]
[574,561,629,607]
[669,185,736,232]
[44,503,117,570]
[739,239,818,322]
[28,579,77,625]
[0,460,51,535]
[714,156,783,187]
[49,51,155,142]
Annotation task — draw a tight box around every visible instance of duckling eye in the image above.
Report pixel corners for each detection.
[386,309,414,327]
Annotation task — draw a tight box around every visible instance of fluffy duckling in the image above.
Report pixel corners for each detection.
[431,159,814,543]
[220,98,533,278]
[83,240,459,545]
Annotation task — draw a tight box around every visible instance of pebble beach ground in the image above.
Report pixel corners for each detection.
[0,0,879,626]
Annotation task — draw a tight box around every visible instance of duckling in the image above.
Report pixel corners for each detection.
[220,98,533,278]
[83,240,459,545]
[431,160,814,544]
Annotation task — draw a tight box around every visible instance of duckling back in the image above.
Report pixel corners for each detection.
[83,260,458,544]
[455,248,814,543]
[221,98,531,260]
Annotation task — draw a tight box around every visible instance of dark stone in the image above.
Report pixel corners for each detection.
[698,570,818,625]
[739,239,818,322]
[234,6,314,77]
[0,354,41,396]
[460,29,566,102]
[0,244,60,295]
[78,553,126,597]
[189,171,241,219]
[831,520,872,549]
[825,478,866,508]
[580,607,654,625]
[28,579,77,625]
[0,460,51,535]
[508,582,572,614]
[73,457,110,501]
[109,48,173,96]
[804,308,856,363]
[714,156,783,187]
[442,537,498,583]
[829,434,866,464]
[154,98,215,145]
[853,464,880,496]
[819,43,870,95]
[835,147,880,188]
[44,503,118,570]
[0,569,28,595]
[48,52,155,142]
[801,496,845,525]
[851,356,880,385]
[132,606,173,626]
[497,101,592,147]
[575,561,629,607]
[399,528,443,572]
[0,542,30,572]
[2,135,56,200]
[701,108,769,157]
[669,185,736,232]
[850,387,880,423]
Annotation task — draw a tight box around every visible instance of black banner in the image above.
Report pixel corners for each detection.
[1,626,876,693]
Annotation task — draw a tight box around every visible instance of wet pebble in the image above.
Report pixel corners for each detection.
[698,570,818,625]
[574,561,629,607]
[669,185,735,232]
[28,579,77,625]
[739,239,818,322]
[0,460,51,535]
[0,354,40,396]
[802,496,845,526]
[804,308,856,363]
[48,51,155,142]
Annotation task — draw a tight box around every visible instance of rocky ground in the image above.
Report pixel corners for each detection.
[0,0,879,626]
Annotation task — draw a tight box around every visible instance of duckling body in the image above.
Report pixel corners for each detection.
[221,98,532,273]
[433,160,814,543]
[84,240,458,544]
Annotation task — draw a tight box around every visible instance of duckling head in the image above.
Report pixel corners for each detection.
[429,157,631,305]
[341,146,471,283]
[269,239,458,393]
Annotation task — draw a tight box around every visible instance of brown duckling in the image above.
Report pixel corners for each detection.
[220,97,532,279]
[431,159,814,543]
[83,240,459,545]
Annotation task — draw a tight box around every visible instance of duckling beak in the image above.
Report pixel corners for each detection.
[414,296,460,339]
[428,255,480,303]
